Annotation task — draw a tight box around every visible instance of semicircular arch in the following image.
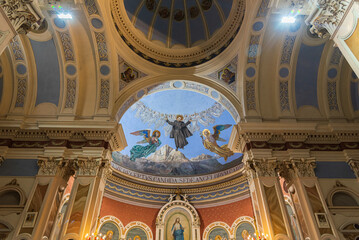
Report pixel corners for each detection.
[113,75,244,123]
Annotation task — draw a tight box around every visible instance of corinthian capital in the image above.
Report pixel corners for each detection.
[306,0,351,38]
[245,158,278,178]
[291,158,317,177]
[0,0,44,33]
[38,156,63,175]
[347,159,359,179]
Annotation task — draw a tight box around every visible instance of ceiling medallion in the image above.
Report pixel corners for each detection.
[111,0,245,68]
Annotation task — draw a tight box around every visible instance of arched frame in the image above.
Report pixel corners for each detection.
[202,221,231,240]
[97,215,124,238]
[124,221,153,240]
[155,200,200,240]
[113,75,244,123]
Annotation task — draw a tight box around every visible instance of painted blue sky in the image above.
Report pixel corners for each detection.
[119,90,241,164]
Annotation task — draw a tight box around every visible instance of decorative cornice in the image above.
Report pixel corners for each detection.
[0,124,126,151]
[0,0,44,34]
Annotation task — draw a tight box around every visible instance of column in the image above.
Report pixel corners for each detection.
[277,150,339,239]
[15,147,75,239]
[59,148,112,240]
[244,150,294,240]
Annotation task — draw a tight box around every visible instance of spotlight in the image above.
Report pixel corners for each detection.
[281,16,296,23]
[58,13,72,19]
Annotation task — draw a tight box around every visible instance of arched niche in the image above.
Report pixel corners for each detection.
[124,222,153,240]
[155,200,200,240]
[231,216,256,240]
[97,215,124,240]
[0,179,27,214]
[327,182,359,209]
[203,222,231,240]
[113,76,243,123]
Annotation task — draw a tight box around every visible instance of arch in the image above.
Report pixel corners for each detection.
[0,179,26,207]
[155,200,200,240]
[0,220,13,239]
[327,184,359,207]
[124,221,153,240]
[231,216,256,240]
[203,221,231,240]
[15,233,32,240]
[97,215,124,239]
[113,75,244,123]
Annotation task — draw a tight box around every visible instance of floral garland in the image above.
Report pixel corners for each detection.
[130,101,225,136]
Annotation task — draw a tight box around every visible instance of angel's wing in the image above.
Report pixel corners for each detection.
[130,129,151,144]
[212,124,232,140]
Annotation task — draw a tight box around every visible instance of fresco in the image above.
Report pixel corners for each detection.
[98,221,120,240]
[208,227,229,240]
[126,227,147,240]
[113,89,242,176]
[165,212,191,240]
[235,222,256,240]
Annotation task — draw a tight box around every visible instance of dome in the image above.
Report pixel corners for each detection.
[111,0,245,67]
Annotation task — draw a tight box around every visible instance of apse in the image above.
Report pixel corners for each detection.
[112,81,243,178]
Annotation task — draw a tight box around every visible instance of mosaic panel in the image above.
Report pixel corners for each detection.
[100,79,110,108]
[58,31,75,61]
[280,81,290,111]
[280,35,296,65]
[95,32,109,61]
[327,81,339,111]
[246,81,256,110]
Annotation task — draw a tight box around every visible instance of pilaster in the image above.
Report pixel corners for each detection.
[244,150,294,240]
[59,149,112,240]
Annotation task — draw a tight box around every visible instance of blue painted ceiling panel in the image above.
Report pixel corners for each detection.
[124,0,143,21]
[135,4,154,38]
[189,14,206,45]
[151,16,170,44]
[216,0,233,18]
[0,76,3,103]
[30,39,60,106]
[295,43,325,109]
[204,3,223,36]
[351,81,359,111]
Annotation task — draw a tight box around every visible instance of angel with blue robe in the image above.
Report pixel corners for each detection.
[130,130,161,161]
[201,124,234,161]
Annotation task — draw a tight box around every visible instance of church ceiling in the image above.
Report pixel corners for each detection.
[111,0,245,67]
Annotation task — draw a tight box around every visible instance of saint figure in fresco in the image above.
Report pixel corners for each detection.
[201,125,234,161]
[106,230,113,240]
[121,67,135,83]
[221,68,235,84]
[171,218,184,240]
[166,115,192,151]
[130,130,161,161]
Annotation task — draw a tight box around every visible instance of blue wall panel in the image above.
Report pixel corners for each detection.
[0,159,38,176]
[315,161,356,179]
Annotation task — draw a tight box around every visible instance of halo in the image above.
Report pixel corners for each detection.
[153,130,161,137]
[176,114,183,120]
[202,129,210,136]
